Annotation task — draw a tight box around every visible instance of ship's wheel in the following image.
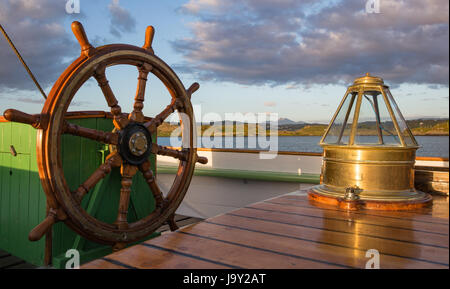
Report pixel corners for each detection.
[3,22,207,248]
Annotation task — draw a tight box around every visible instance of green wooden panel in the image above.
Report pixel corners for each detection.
[0,152,12,249]
[0,122,33,153]
[0,118,158,268]
[0,122,11,152]
[54,117,98,259]
[11,122,33,154]
[28,137,47,265]
[13,154,30,263]
[0,122,46,265]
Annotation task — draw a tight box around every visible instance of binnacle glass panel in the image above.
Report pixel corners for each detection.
[355,90,401,146]
[323,92,357,145]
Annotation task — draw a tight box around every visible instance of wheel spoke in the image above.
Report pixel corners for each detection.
[115,164,138,230]
[186,82,200,99]
[129,63,152,123]
[139,160,165,209]
[144,99,182,133]
[3,109,47,129]
[63,121,119,145]
[151,144,208,164]
[93,67,129,129]
[73,152,122,203]
[151,143,187,161]
[167,213,179,231]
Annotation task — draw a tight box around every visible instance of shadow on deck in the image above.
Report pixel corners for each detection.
[0,214,203,269]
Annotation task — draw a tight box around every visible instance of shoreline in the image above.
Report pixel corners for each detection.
[157,133,449,137]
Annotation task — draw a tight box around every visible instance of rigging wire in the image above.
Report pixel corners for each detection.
[0,24,47,100]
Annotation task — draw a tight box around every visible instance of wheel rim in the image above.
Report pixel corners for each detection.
[38,45,197,244]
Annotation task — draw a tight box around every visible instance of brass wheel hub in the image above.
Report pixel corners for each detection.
[129,132,148,156]
[118,123,152,165]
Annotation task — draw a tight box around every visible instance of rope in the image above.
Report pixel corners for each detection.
[0,24,47,99]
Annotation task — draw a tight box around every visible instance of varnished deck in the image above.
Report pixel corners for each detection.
[0,250,36,269]
[0,214,200,269]
[83,190,449,269]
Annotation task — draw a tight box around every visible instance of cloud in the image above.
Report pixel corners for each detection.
[108,0,136,38]
[174,0,449,87]
[264,101,276,107]
[70,100,92,107]
[7,96,45,104]
[0,0,78,93]
[1,95,91,107]
[181,0,224,14]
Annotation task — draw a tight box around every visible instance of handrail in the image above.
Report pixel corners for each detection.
[415,156,449,162]
[193,147,448,162]
[194,147,323,157]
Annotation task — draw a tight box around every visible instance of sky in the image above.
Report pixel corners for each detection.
[0,0,448,123]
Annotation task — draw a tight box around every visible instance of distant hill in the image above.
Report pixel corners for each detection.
[408,119,449,136]
[158,118,449,137]
[196,117,305,126]
[277,118,305,125]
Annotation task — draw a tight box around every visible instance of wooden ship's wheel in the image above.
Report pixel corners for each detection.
[2,22,207,249]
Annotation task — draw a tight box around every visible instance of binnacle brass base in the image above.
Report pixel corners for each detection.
[308,145,433,211]
[308,186,432,211]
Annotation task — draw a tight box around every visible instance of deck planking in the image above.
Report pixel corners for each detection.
[0,250,36,269]
[157,215,203,233]
[82,191,449,269]
[0,214,201,269]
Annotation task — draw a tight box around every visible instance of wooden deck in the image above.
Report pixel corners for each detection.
[0,214,201,269]
[83,190,449,269]
[0,250,36,269]
[157,215,203,233]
